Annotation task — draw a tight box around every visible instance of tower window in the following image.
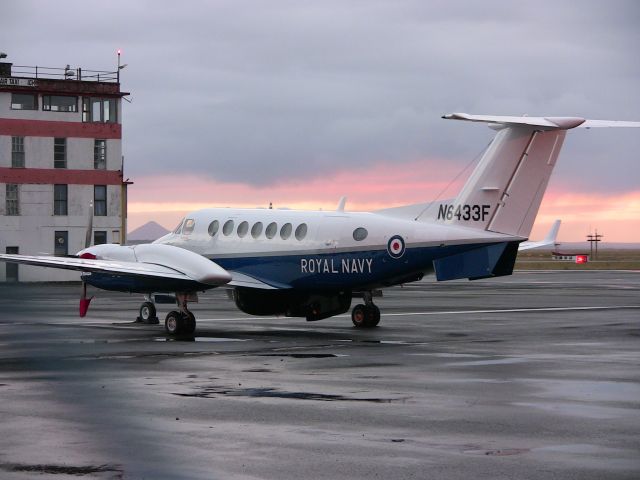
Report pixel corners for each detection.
[54,184,68,216]
[94,185,107,216]
[94,139,107,169]
[43,95,78,112]
[11,93,37,110]
[54,138,67,168]
[11,136,25,168]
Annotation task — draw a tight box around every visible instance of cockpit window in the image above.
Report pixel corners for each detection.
[182,219,195,235]
[173,218,185,234]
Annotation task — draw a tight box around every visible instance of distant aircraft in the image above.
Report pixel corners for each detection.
[519,219,561,251]
[2,114,638,334]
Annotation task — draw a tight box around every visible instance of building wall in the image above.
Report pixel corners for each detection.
[0,71,127,282]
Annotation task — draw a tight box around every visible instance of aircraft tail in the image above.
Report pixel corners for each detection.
[431,113,640,237]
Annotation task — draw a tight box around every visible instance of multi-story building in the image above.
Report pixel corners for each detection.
[0,58,130,281]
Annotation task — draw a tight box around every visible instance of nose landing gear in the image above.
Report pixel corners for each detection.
[164,292,197,335]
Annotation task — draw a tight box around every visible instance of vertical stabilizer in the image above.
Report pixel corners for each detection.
[431,114,581,237]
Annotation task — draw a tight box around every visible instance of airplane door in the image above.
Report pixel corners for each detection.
[319,215,349,249]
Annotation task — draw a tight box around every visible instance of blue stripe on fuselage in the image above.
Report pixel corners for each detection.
[211,242,497,290]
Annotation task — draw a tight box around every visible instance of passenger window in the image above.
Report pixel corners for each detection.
[353,227,368,241]
[265,222,277,239]
[237,221,249,238]
[223,220,234,236]
[182,219,195,235]
[295,223,308,241]
[173,218,184,234]
[208,220,219,237]
[251,222,263,238]
[280,223,292,240]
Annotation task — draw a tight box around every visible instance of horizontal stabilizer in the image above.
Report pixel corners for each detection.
[443,113,640,130]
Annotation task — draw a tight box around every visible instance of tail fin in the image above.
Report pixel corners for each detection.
[432,113,640,237]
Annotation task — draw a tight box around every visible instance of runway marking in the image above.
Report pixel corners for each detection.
[381,305,640,317]
[197,305,640,322]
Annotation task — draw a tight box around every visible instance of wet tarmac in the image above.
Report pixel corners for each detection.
[0,270,639,479]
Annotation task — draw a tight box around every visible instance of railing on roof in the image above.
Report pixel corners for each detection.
[10,65,120,83]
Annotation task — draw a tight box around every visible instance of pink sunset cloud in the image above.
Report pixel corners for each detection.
[127,160,640,243]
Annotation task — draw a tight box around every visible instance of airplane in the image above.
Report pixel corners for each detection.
[518,219,561,250]
[1,113,638,335]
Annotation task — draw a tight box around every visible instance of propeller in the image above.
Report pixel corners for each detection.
[84,202,94,249]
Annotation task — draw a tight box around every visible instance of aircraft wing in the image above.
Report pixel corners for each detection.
[0,253,193,281]
[227,271,280,289]
[0,244,232,288]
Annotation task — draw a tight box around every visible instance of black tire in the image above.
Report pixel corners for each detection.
[139,301,156,321]
[183,311,196,335]
[351,304,367,328]
[165,310,184,335]
[365,304,381,328]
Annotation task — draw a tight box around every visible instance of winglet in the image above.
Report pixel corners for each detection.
[337,196,347,212]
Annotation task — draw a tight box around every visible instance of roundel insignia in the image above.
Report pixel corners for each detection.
[387,235,406,259]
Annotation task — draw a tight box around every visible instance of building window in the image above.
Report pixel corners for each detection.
[54,138,67,168]
[11,93,37,110]
[6,184,19,216]
[94,231,107,245]
[83,97,117,123]
[11,136,25,168]
[53,184,68,216]
[54,231,68,256]
[94,139,107,169]
[43,95,78,112]
[94,185,107,216]
[5,247,19,282]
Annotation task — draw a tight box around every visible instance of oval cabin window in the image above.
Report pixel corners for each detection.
[237,221,249,238]
[208,220,219,237]
[265,222,277,239]
[251,222,263,238]
[280,223,292,240]
[295,223,308,241]
[353,227,368,241]
[222,220,234,236]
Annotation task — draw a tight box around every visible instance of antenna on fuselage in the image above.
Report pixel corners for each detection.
[337,196,347,212]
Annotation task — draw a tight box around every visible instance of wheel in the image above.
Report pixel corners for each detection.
[183,311,196,335]
[165,310,185,335]
[365,304,381,327]
[351,304,367,328]
[139,301,156,322]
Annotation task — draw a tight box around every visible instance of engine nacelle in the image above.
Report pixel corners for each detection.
[233,288,352,321]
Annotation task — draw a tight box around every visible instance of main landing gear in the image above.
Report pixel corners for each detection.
[351,291,381,328]
[164,293,196,336]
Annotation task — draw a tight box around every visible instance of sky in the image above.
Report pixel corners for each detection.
[3,0,639,241]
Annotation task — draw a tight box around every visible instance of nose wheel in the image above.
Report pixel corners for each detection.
[164,293,197,335]
[137,301,159,324]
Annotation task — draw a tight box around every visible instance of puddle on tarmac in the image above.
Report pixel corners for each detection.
[0,463,123,476]
[464,448,529,456]
[174,386,395,402]
[154,337,247,343]
[256,353,347,358]
[451,357,528,367]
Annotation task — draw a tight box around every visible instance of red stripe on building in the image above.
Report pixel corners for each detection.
[0,118,121,139]
[0,168,123,185]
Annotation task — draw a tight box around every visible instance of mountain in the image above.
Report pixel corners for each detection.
[128,221,170,243]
